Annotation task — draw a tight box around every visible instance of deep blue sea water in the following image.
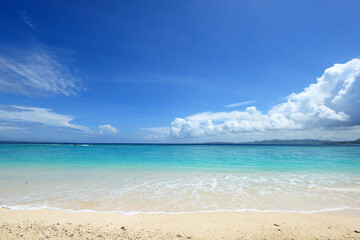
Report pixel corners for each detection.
[0,144,359,213]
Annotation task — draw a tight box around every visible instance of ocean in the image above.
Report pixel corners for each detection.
[0,143,359,214]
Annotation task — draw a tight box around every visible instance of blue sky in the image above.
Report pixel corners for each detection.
[0,0,360,142]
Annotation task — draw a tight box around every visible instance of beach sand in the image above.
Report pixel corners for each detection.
[0,208,359,239]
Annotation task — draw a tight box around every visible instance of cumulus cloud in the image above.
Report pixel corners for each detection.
[225,100,256,108]
[0,46,83,96]
[99,124,119,135]
[169,59,360,138]
[0,105,90,132]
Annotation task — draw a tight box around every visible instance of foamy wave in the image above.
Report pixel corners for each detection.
[2,204,360,215]
[1,171,359,214]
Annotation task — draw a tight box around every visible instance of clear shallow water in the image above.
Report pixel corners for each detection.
[0,144,359,213]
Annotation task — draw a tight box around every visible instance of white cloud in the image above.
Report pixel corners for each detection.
[0,105,90,132]
[0,123,23,132]
[0,46,82,96]
[99,124,119,135]
[225,100,256,108]
[168,58,360,139]
[18,10,39,32]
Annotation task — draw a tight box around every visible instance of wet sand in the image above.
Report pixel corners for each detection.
[0,208,359,239]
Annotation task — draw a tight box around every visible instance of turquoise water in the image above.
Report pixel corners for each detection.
[0,144,359,213]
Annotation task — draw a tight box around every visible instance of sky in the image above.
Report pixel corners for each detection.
[0,0,360,143]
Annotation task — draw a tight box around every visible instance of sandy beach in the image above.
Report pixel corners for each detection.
[0,208,359,239]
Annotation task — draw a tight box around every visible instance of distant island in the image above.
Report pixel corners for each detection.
[206,139,360,145]
[247,139,360,145]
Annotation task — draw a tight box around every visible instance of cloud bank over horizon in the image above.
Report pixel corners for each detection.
[0,105,91,133]
[160,59,360,140]
[0,105,126,140]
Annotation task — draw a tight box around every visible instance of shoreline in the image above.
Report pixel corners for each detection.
[2,205,360,215]
[1,208,359,239]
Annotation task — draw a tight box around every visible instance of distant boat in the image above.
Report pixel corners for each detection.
[73,144,77,146]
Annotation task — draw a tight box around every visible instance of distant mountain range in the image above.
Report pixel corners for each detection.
[248,139,360,145]
[206,139,360,145]
[244,139,327,145]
